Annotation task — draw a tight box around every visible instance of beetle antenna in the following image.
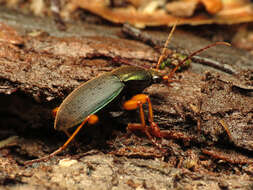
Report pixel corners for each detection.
[163,41,231,82]
[156,23,177,70]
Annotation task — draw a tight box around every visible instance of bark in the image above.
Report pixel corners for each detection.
[0,7,253,190]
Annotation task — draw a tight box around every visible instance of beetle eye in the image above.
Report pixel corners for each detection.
[152,75,162,83]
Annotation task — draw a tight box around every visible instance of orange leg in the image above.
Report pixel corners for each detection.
[125,94,162,138]
[51,107,59,118]
[52,107,79,146]
[24,114,98,165]
[125,99,148,134]
[63,129,80,147]
[123,94,164,150]
[144,95,162,138]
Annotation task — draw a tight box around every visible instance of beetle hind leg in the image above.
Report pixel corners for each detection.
[51,107,59,118]
[63,129,81,148]
[24,114,99,165]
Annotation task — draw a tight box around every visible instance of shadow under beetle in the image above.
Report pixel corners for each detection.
[24,27,229,165]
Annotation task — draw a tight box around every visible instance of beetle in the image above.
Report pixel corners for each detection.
[24,34,229,165]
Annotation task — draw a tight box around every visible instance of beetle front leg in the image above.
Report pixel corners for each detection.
[24,114,98,165]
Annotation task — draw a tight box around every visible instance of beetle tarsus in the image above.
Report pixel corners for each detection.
[150,122,162,138]
[126,123,166,153]
[24,147,64,165]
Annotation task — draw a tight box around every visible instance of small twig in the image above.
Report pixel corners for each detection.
[192,56,238,75]
[122,23,157,47]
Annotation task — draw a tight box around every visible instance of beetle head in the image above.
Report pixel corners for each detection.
[148,68,163,84]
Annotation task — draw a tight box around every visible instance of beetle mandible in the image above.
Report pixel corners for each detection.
[24,28,229,165]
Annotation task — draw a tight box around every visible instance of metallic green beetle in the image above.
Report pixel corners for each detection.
[24,41,229,165]
[55,66,162,131]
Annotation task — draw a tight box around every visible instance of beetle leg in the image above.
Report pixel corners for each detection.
[124,94,162,137]
[144,95,162,138]
[124,97,147,134]
[126,103,162,150]
[51,107,59,118]
[52,107,80,147]
[24,114,98,165]
[123,94,165,151]
[127,123,164,150]
[123,94,147,129]
[128,94,162,138]
[63,129,80,148]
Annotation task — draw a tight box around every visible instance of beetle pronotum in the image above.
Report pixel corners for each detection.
[24,26,229,165]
